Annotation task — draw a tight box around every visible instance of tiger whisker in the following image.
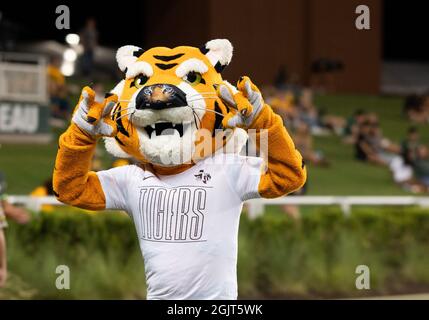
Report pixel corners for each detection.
[187,98,238,111]
[111,106,134,115]
[187,92,219,96]
[187,95,219,99]
[187,106,202,130]
[115,111,135,121]
[187,97,218,103]
[190,107,225,117]
[127,112,134,133]
[186,94,219,99]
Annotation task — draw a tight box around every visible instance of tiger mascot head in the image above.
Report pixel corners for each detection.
[104,39,246,172]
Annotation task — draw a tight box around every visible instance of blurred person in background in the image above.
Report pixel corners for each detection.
[293,122,329,167]
[47,55,70,120]
[298,89,345,136]
[412,145,429,189]
[343,109,367,144]
[355,120,383,165]
[388,127,421,192]
[401,126,421,166]
[79,18,98,77]
[403,94,428,123]
[268,89,297,128]
[355,116,400,167]
[31,178,54,212]
[366,113,400,166]
[0,173,30,225]
[297,88,325,135]
[0,172,30,287]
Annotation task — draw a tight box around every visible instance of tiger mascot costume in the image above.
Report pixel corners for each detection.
[53,39,306,300]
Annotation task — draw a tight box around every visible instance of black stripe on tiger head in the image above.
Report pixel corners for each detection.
[212,101,223,137]
[155,63,178,70]
[133,48,145,58]
[153,53,184,62]
[199,45,209,55]
[114,104,130,137]
[115,136,126,146]
[214,61,227,73]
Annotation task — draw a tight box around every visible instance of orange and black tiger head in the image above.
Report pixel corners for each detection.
[104,39,242,168]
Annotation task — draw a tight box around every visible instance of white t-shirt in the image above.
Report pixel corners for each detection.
[97,153,263,300]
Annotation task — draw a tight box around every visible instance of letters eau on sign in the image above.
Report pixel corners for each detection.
[0,103,39,133]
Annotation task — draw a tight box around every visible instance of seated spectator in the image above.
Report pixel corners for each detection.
[403,94,427,123]
[367,115,400,164]
[389,157,414,190]
[355,121,385,165]
[413,145,429,188]
[297,89,345,136]
[293,122,329,167]
[343,109,367,144]
[47,55,70,120]
[268,90,297,127]
[355,114,400,166]
[31,178,55,212]
[401,126,420,166]
[296,89,326,136]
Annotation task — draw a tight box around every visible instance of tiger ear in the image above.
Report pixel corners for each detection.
[116,45,145,72]
[200,39,233,73]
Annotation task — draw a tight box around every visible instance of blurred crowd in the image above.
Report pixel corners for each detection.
[264,72,429,201]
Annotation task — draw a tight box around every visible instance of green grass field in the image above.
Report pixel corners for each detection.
[1,93,427,195]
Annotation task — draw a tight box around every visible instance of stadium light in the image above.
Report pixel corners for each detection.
[63,48,77,62]
[61,62,74,77]
[65,33,80,45]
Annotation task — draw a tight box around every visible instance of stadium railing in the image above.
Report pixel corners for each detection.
[8,195,429,218]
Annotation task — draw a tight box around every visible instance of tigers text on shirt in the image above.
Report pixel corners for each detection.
[97,153,262,300]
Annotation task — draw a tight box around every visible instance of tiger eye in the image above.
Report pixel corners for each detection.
[184,71,202,86]
[134,74,149,88]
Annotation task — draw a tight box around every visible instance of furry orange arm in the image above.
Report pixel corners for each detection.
[251,105,307,198]
[52,124,106,210]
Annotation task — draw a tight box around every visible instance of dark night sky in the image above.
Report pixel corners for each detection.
[0,1,149,46]
[0,1,428,62]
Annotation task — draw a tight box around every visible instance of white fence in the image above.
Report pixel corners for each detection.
[8,195,429,218]
[0,52,48,103]
[247,196,429,218]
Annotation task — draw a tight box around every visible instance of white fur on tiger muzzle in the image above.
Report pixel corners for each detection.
[125,81,207,166]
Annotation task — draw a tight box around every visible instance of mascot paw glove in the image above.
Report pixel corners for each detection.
[217,76,265,129]
[72,86,118,138]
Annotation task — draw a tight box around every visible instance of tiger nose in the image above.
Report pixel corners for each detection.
[136,84,187,110]
[142,84,174,102]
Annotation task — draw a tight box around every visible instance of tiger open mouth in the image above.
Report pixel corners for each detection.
[144,121,192,139]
